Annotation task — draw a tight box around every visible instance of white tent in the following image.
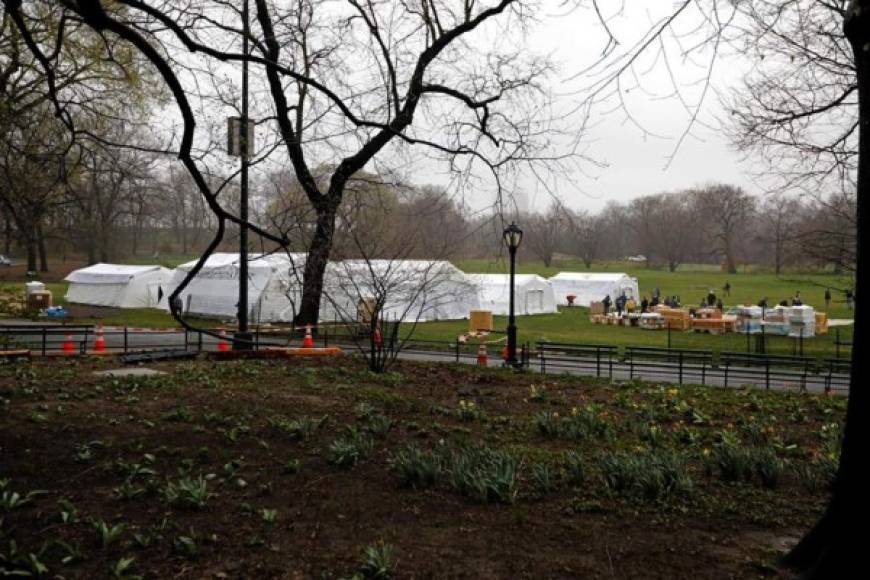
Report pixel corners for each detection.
[160,253,307,322]
[469,274,558,315]
[548,272,639,307]
[322,260,479,322]
[64,263,171,308]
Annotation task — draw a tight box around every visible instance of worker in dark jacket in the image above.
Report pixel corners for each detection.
[824,288,832,308]
[602,294,612,315]
[641,296,649,313]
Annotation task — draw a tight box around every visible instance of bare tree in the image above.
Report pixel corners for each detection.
[693,184,755,274]
[523,204,566,267]
[567,209,601,268]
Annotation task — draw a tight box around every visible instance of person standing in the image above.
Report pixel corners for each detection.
[641,296,649,313]
[723,281,731,297]
[602,294,612,316]
[846,289,854,310]
[652,287,660,301]
[824,288,832,309]
[792,291,803,307]
[707,289,717,307]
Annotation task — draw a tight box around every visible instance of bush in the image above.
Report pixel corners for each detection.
[599,451,692,502]
[329,428,373,468]
[446,444,519,504]
[563,452,586,486]
[753,448,785,489]
[710,445,755,483]
[390,445,442,489]
[794,456,838,493]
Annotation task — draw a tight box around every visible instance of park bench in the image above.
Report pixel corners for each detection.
[821,358,851,393]
[537,341,617,378]
[623,346,714,385]
[719,352,815,391]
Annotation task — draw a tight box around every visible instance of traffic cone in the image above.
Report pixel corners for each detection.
[217,327,230,352]
[477,343,488,366]
[301,325,314,348]
[62,332,75,353]
[94,324,106,352]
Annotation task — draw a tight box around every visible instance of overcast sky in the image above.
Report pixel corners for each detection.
[506,1,758,214]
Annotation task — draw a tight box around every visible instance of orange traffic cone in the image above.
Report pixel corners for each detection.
[62,332,75,353]
[477,343,488,366]
[217,327,230,352]
[301,325,314,348]
[94,324,106,352]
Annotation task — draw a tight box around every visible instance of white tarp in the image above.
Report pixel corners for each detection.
[322,260,479,322]
[469,274,558,315]
[160,253,307,322]
[548,272,639,307]
[64,264,171,308]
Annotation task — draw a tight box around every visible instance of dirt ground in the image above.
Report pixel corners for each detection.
[0,356,843,579]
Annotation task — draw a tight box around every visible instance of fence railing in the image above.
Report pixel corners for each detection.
[0,324,850,393]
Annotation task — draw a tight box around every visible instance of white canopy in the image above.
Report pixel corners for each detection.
[322,260,479,322]
[469,274,558,315]
[64,263,171,308]
[548,272,639,307]
[161,253,307,322]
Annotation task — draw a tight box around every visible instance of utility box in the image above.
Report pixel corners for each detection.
[469,310,493,333]
[27,290,52,311]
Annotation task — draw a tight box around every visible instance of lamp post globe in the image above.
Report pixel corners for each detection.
[503,222,523,367]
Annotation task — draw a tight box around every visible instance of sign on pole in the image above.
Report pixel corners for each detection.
[227,116,255,157]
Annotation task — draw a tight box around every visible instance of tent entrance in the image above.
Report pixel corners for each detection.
[525,289,544,313]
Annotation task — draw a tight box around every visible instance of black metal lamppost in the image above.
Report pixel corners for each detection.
[503,222,523,367]
[234,0,252,350]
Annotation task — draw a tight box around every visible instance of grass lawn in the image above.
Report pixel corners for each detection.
[404,305,854,360]
[457,258,855,321]
[0,356,843,578]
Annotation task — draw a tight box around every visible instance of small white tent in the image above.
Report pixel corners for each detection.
[548,272,639,307]
[469,274,558,315]
[161,253,307,322]
[322,260,479,322]
[64,264,171,308]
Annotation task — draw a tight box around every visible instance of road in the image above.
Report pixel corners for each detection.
[1,324,849,395]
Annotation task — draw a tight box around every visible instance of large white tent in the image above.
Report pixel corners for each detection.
[322,260,479,322]
[160,253,307,322]
[469,274,558,315]
[64,264,171,308]
[548,272,639,307]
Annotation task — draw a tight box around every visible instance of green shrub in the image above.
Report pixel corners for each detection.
[563,452,586,486]
[389,445,442,489]
[753,448,785,489]
[446,444,519,504]
[599,451,692,502]
[710,445,755,483]
[329,428,373,468]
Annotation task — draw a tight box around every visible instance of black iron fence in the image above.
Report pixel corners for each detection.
[0,324,850,393]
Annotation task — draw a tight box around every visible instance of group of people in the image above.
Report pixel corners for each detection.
[602,281,854,318]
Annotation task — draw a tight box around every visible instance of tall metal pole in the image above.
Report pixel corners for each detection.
[235,0,252,350]
[507,244,518,367]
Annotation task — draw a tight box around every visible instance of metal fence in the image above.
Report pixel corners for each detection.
[0,324,850,393]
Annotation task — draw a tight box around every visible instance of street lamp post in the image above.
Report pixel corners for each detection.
[235,0,252,350]
[503,222,523,367]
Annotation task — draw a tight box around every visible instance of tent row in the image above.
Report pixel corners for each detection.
[63,257,638,322]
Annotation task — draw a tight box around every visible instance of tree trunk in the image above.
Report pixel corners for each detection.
[724,237,737,274]
[295,205,337,325]
[783,4,867,577]
[25,238,36,272]
[3,214,10,255]
[36,222,48,272]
